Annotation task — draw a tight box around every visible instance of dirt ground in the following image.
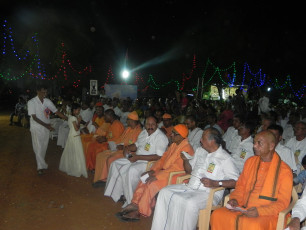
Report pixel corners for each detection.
[0,111,152,230]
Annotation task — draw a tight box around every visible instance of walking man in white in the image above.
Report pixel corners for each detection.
[104,116,168,207]
[151,127,239,230]
[27,85,67,175]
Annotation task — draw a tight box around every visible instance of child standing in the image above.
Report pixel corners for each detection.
[59,103,88,178]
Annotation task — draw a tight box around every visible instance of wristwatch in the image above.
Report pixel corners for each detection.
[218,181,223,187]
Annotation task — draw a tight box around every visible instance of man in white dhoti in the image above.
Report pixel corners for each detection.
[287,187,306,230]
[230,121,255,173]
[104,116,169,207]
[268,124,297,174]
[151,127,239,230]
[28,85,67,175]
[184,114,203,151]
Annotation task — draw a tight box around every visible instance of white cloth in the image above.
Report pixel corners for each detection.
[258,96,270,114]
[231,136,254,173]
[104,128,169,206]
[27,96,58,170]
[57,121,69,148]
[292,187,306,222]
[80,108,93,123]
[286,137,306,174]
[188,127,203,151]
[151,146,239,230]
[222,126,239,151]
[120,111,130,127]
[282,123,294,144]
[59,116,88,178]
[49,118,64,138]
[276,143,297,172]
[113,106,122,118]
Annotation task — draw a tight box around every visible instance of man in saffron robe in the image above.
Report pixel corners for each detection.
[92,111,142,187]
[81,103,110,153]
[118,124,194,221]
[85,109,124,171]
[210,130,293,230]
[160,113,174,139]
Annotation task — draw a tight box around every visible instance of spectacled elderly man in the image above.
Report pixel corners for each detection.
[151,127,239,230]
[104,116,169,208]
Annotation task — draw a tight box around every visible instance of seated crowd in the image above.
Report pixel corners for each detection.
[19,91,306,229]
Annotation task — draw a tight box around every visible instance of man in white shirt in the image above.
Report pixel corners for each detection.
[258,92,271,115]
[151,127,239,230]
[184,115,203,151]
[104,116,169,207]
[223,114,245,153]
[268,124,297,174]
[80,101,94,125]
[230,121,255,173]
[287,187,306,230]
[286,121,306,174]
[27,85,67,175]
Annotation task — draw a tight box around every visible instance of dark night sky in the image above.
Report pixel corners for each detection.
[1,0,306,88]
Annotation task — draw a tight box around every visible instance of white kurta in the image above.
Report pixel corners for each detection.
[188,127,203,151]
[231,136,254,173]
[80,108,93,123]
[104,128,169,207]
[258,96,270,114]
[27,96,58,170]
[151,146,239,230]
[285,137,306,173]
[222,126,239,152]
[276,143,297,173]
[282,123,294,144]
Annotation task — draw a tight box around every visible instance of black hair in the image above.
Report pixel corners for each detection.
[243,121,256,135]
[36,84,48,91]
[302,154,306,166]
[185,114,197,124]
[71,103,81,115]
[268,124,284,136]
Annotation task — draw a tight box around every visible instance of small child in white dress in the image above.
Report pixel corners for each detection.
[59,103,88,178]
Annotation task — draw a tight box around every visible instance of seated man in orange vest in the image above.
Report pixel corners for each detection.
[85,109,124,172]
[117,124,194,222]
[210,130,293,230]
[92,111,142,187]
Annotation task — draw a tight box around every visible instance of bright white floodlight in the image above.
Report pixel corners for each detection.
[122,70,130,79]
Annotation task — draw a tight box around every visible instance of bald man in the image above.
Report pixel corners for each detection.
[210,130,293,230]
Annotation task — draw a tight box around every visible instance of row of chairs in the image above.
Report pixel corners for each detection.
[146,161,299,230]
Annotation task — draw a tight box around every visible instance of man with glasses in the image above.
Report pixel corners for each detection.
[151,127,239,230]
[116,124,194,222]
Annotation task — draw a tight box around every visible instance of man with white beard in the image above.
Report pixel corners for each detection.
[104,116,168,208]
[151,127,239,230]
